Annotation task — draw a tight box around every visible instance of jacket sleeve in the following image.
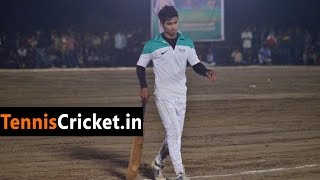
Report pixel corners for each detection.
[187,39,201,66]
[137,42,151,67]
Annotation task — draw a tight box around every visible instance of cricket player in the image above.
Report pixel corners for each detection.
[136,6,216,180]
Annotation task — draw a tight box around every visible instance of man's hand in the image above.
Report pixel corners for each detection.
[140,87,150,101]
[206,70,217,81]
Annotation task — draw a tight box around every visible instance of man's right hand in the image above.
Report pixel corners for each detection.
[140,87,150,101]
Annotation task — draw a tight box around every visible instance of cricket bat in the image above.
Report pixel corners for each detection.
[127,98,147,180]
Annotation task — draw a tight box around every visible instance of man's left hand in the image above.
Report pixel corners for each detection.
[206,70,217,81]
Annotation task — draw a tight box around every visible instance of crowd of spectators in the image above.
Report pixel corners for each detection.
[200,26,320,66]
[0,26,147,68]
[0,25,319,69]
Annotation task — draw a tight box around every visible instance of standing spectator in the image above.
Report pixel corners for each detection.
[113,30,127,66]
[292,28,304,64]
[15,32,22,50]
[35,30,50,68]
[279,29,292,64]
[26,42,37,68]
[22,34,38,68]
[0,33,9,51]
[0,33,9,67]
[61,32,78,67]
[50,30,62,53]
[260,27,268,46]
[102,31,111,50]
[241,27,253,64]
[241,27,253,54]
[28,34,38,49]
[252,26,261,51]
[65,33,78,67]
[304,29,312,44]
[266,31,277,48]
[92,33,102,50]
[114,30,127,51]
[17,44,27,68]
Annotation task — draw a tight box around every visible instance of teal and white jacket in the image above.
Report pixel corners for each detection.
[137,32,200,97]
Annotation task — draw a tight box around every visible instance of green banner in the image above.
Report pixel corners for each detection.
[151,0,225,42]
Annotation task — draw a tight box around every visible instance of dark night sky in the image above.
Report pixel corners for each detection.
[0,0,319,32]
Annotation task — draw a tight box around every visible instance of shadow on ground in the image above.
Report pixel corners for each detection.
[64,146,153,179]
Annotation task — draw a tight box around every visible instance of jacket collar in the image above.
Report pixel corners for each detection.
[155,32,185,42]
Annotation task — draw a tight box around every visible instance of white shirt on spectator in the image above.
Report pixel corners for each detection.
[231,50,243,63]
[241,30,253,49]
[17,47,27,57]
[114,32,127,50]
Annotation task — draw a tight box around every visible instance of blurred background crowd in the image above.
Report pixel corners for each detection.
[0,0,319,68]
[0,26,147,68]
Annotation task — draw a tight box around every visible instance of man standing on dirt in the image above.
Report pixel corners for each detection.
[136,5,216,180]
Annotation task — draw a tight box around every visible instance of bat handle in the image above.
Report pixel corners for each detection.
[141,98,147,114]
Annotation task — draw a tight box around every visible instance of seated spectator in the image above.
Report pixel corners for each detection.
[6,50,18,68]
[86,50,100,67]
[231,48,246,65]
[46,46,61,68]
[258,44,272,65]
[204,48,216,66]
[303,44,317,65]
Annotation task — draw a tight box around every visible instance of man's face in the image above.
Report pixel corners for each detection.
[161,16,178,37]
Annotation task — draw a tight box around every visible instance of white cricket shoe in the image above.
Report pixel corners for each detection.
[151,159,166,180]
[176,172,189,180]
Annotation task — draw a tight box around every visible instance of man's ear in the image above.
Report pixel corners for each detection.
[160,22,164,28]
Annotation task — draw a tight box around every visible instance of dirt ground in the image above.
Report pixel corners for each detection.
[0,66,319,180]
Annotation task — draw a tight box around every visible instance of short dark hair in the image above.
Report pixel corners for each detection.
[158,5,178,24]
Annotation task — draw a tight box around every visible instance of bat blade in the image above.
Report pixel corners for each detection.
[127,98,147,180]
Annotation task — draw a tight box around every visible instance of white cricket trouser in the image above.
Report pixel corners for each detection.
[155,95,186,174]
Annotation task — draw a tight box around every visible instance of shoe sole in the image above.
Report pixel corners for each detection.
[155,178,167,180]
